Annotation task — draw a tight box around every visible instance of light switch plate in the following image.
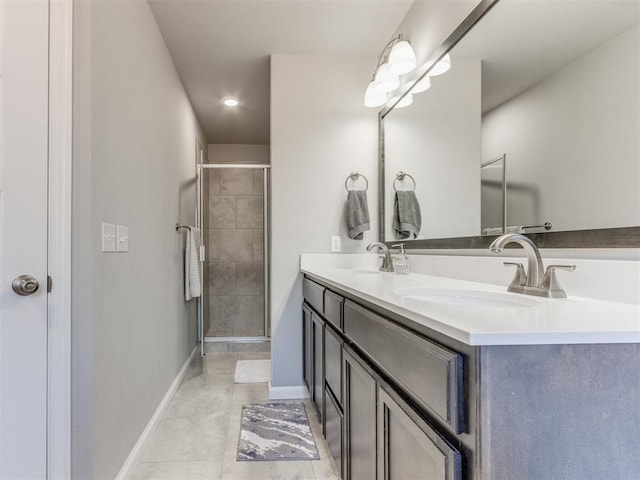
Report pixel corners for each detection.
[116,225,129,253]
[102,223,116,252]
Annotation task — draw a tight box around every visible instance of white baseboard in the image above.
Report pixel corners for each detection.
[268,382,310,400]
[115,346,199,480]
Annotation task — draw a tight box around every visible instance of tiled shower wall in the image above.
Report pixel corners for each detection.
[205,168,265,337]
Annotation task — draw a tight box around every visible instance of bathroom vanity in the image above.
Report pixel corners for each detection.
[300,260,640,480]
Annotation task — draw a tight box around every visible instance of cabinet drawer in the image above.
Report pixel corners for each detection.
[344,300,464,434]
[303,277,325,314]
[324,290,344,330]
[325,323,343,406]
[324,386,343,479]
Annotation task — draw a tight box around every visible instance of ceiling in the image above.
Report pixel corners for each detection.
[148,0,414,145]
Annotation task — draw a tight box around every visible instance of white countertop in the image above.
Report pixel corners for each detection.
[300,254,640,346]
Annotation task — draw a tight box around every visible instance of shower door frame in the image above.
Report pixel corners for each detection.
[197,163,271,343]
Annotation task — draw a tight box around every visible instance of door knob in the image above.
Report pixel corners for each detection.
[12,275,40,296]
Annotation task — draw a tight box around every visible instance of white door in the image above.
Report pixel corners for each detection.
[0,1,50,478]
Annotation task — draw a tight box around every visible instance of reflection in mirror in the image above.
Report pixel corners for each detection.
[382,0,640,244]
[384,55,481,241]
[480,155,505,236]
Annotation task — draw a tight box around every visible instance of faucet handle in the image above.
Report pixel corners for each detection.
[503,262,527,287]
[541,265,576,298]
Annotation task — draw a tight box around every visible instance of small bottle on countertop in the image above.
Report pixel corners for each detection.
[392,243,410,275]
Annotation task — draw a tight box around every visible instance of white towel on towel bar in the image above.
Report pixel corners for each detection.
[184,226,202,301]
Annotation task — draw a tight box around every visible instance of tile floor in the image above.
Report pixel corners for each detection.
[130,350,340,479]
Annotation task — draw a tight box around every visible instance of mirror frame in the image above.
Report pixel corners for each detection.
[378,0,640,249]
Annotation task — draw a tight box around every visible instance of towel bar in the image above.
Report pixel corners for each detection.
[344,171,369,191]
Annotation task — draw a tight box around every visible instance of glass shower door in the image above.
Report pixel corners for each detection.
[201,164,269,340]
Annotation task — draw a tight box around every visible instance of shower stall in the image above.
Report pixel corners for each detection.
[196,163,270,348]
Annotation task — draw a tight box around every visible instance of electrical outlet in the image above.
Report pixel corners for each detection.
[330,235,341,252]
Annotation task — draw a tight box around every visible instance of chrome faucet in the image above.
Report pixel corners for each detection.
[489,234,575,298]
[366,242,394,272]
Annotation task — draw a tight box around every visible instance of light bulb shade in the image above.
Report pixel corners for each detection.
[411,75,431,94]
[373,64,400,93]
[364,81,387,108]
[429,54,451,76]
[388,40,417,76]
[396,93,413,108]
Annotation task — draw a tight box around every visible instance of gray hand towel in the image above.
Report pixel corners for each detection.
[392,191,421,239]
[346,190,370,240]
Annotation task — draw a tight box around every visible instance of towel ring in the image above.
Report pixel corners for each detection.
[344,171,369,192]
[393,172,416,192]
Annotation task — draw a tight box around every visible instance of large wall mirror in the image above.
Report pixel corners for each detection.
[381,0,640,248]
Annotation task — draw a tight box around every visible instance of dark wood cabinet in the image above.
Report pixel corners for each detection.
[344,300,464,434]
[343,347,377,480]
[377,384,461,480]
[302,304,312,394]
[302,301,325,424]
[311,310,324,423]
[304,278,465,480]
[324,386,344,478]
[324,323,342,405]
[303,274,640,480]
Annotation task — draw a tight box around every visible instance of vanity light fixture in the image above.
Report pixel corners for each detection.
[387,38,417,75]
[222,96,239,107]
[364,82,387,108]
[428,53,451,76]
[395,93,413,108]
[410,75,431,94]
[373,63,400,93]
[364,34,417,107]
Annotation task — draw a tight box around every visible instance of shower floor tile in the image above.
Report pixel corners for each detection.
[206,325,264,338]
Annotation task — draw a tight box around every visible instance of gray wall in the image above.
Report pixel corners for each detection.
[208,144,270,165]
[72,1,206,478]
[482,24,640,231]
[268,4,482,391]
[270,54,378,388]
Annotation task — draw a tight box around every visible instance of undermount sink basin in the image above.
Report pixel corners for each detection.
[394,287,540,308]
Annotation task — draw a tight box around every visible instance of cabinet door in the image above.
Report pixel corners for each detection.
[324,323,343,405]
[311,311,324,424]
[302,304,312,395]
[344,348,377,480]
[325,386,344,478]
[377,385,461,480]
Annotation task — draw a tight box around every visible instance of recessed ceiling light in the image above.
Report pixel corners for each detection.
[222,96,239,107]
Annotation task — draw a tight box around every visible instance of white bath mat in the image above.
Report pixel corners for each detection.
[234,359,271,383]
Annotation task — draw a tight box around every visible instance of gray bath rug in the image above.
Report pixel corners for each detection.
[237,402,320,461]
[234,359,271,383]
